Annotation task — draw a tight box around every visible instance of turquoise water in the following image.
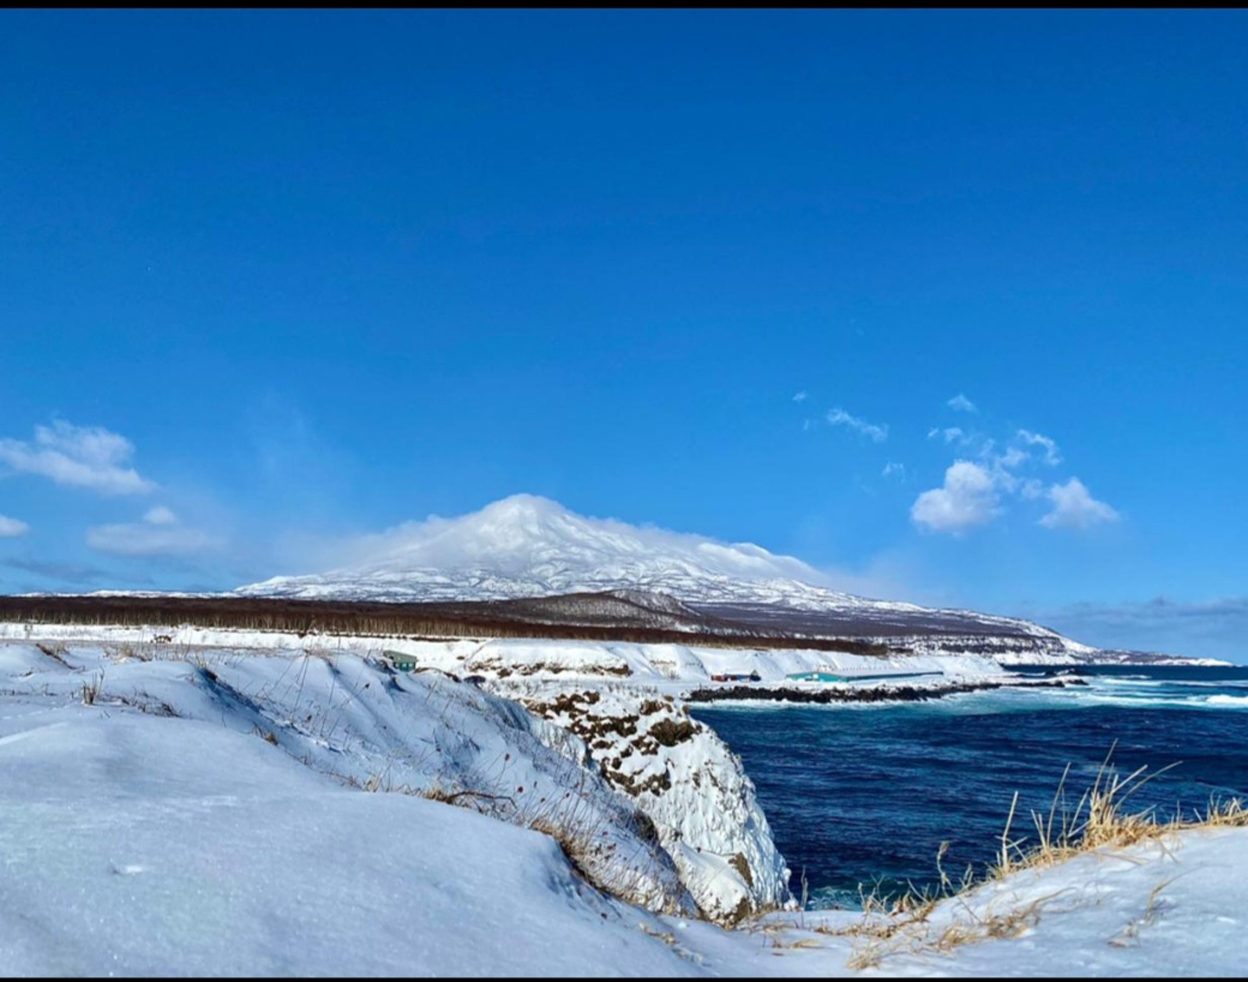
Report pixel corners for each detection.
[691,665,1248,908]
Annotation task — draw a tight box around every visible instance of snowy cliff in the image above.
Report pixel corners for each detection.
[515,683,792,922]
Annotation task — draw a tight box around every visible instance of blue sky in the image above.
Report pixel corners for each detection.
[1,11,1245,658]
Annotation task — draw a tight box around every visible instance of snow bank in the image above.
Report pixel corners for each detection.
[0,643,689,918]
[0,710,705,976]
[880,828,1248,976]
[730,827,1248,977]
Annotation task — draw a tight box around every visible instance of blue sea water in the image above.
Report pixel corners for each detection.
[690,665,1248,908]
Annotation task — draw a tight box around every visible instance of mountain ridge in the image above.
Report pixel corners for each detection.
[232,494,1224,666]
[233,495,1091,648]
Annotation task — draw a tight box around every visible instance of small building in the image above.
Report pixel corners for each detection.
[711,671,762,683]
[383,650,418,672]
[785,671,848,683]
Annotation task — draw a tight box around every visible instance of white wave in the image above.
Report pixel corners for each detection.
[1095,677,1170,687]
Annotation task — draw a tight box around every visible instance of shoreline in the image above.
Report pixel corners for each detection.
[684,676,1084,705]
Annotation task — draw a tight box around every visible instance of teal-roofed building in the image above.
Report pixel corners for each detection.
[383,651,418,672]
[785,671,847,683]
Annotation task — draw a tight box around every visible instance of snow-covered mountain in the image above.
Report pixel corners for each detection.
[239,494,904,609]
[236,494,1087,649]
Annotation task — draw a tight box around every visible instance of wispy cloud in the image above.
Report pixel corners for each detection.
[911,460,1001,534]
[947,393,978,413]
[86,507,224,557]
[826,408,889,443]
[881,461,906,480]
[927,426,973,446]
[0,515,28,537]
[0,421,156,495]
[1039,477,1119,530]
[1016,429,1062,466]
[792,390,808,402]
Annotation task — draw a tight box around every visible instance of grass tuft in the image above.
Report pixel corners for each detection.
[842,744,1247,968]
[80,672,103,706]
[991,743,1246,880]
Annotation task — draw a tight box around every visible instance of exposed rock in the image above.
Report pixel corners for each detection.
[516,683,791,923]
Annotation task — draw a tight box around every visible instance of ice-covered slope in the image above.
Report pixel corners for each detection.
[236,494,1073,647]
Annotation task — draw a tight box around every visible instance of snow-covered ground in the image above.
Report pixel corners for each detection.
[0,626,1022,925]
[0,639,790,923]
[1,638,1243,976]
[0,620,1008,685]
[0,654,696,976]
[738,827,1248,977]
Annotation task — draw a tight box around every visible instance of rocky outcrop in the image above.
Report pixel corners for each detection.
[515,683,791,923]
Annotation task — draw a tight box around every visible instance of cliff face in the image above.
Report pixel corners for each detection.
[517,683,791,923]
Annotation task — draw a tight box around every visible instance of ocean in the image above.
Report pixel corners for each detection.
[690,664,1248,909]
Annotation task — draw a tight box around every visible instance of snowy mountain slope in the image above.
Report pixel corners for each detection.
[238,494,878,608]
[236,494,1086,652]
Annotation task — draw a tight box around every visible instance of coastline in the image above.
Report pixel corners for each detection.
[685,675,1085,705]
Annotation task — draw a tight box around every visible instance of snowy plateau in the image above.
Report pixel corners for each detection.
[1,494,1239,976]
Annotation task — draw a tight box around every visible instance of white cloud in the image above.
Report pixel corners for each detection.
[947,393,978,413]
[86,507,223,557]
[881,461,906,480]
[928,426,970,446]
[0,421,156,495]
[996,446,1029,469]
[1016,429,1062,466]
[1018,477,1045,500]
[144,506,179,526]
[915,411,1119,535]
[911,461,1001,534]
[826,408,888,443]
[1039,477,1119,531]
[792,391,808,402]
[0,515,29,537]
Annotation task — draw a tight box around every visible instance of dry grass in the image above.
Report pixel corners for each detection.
[35,642,71,668]
[252,726,280,746]
[80,672,103,706]
[103,643,141,664]
[993,743,1247,880]
[1108,877,1173,948]
[840,745,1247,969]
